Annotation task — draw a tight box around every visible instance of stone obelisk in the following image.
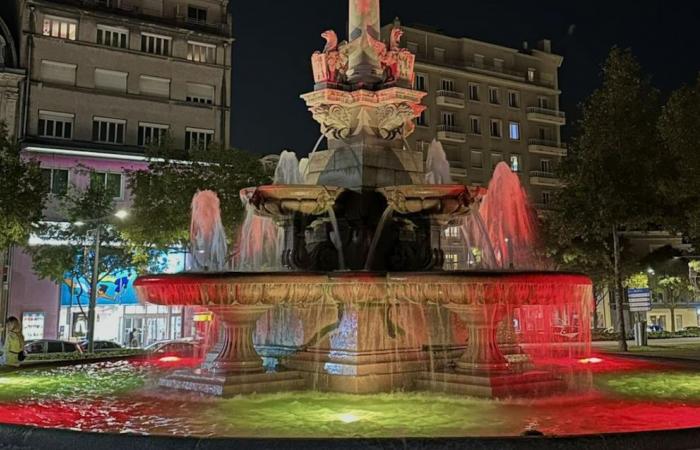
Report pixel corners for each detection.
[346,0,383,85]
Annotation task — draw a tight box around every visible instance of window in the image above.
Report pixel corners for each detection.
[538,127,547,140]
[97,25,128,48]
[186,128,214,151]
[490,153,503,169]
[94,68,127,92]
[138,123,168,147]
[538,96,550,109]
[509,122,520,141]
[42,16,77,40]
[41,168,69,196]
[540,159,552,172]
[41,60,76,86]
[528,68,536,82]
[187,41,216,63]
[444,253,459,270]
[141,33,171,56]
[91,172,123,199]
[187,6,208,24]
[441,79,455,92]
[510,154,521,172]
[488,87,499,105]
[470,116,481,135]
[471,150,483,169]
[186,83,214,104]
[508,91,520,108]
[541,191,551,205]
[444,226,460,239]
[433,48,445,62]
[92,117,125,144]
[441,111,455,127]
[490,119,502,138]
[38,111,73,139]
[414,73,427,91]
[468,83,480,101]
[139,75,171,98]
[416,110,428,127]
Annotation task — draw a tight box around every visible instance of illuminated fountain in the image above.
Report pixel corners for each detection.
[135,0,592,397]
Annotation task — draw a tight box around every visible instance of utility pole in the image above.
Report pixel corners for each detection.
[86,225,102,354]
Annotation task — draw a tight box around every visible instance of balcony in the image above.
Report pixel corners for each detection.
[437,125,467,143]
[529,171,562,187]
[528,139,568,157]
[436,90,465,108]
[527,107,566,126]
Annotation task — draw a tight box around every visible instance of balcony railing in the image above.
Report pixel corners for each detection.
[527,107,566,118]
[528,139,566,148]
[530,171,558,179]
[436,90,465,100]
[438,124,463,133]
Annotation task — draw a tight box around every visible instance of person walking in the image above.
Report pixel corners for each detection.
[2,317,25,367]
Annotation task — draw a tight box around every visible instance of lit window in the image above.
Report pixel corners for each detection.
[141,33,171,56]
[187,41,216,63]
[444,226,460,239]
[92,117,125,144]
[138,123,169,147]
[91,172,123,199]
[509,122,520,141]
[97,25,128,48]
[186,128,214,151]
[43,16,77,40]
[41,168,69,196]
[510,155,521,172]
[445,253,459,270]
[38,111,73,140]
[528,68,536,82]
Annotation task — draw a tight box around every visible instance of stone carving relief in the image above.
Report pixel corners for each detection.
[311,30,349,85]
[310,104,352,140]
[377,103,418,140]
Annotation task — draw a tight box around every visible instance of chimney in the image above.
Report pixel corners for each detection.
[538,39,552,53]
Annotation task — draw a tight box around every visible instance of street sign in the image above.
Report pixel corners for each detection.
[628,288,652,312]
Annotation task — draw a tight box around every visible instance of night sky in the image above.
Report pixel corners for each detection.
[230,0,700,156]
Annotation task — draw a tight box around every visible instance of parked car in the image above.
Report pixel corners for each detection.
[24,340,83,355]
[145,340,201,359]
[77,340,124,353]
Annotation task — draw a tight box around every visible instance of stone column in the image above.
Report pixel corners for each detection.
[207,305,272,374]
[349,0,380,40]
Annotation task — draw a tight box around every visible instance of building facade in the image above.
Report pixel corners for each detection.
[382,21,566,210]
[5,0,231,344]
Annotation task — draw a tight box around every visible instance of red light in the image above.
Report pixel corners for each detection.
[159,356,181,363]
[579,357,604,364]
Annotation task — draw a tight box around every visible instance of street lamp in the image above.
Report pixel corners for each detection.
[74,208,129,353]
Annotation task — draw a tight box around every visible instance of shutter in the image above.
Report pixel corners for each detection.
[187,83,214,101]
[140,76,170,97]
[41,61,76,85]
[95,69,127,92]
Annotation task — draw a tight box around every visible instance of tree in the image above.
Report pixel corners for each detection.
[545,48,666,351]
[658,74,700,240]
[0,122,47,250]
[123,142,270,254]
[28,179,149,345]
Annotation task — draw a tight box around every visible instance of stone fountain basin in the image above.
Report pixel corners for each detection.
[134,271,592,308]
[377,185,473,217]
[241,185,345,218]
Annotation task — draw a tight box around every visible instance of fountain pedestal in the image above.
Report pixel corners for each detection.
[416,303,564,398]
[159,305,305,397]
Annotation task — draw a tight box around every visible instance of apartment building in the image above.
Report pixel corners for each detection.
[4,0,231,343]
[382,20,566,211]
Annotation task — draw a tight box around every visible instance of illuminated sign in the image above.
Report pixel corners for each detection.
[22,312,45,340]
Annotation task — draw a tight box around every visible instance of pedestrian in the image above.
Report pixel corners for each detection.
[130,328,139,348]
[2,317,25,368]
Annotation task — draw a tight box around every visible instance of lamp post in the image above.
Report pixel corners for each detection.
[75,209,128,354]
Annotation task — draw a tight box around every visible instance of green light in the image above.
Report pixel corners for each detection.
[337,413,361,423]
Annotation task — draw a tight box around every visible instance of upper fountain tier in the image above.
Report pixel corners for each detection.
[304,0,427,193]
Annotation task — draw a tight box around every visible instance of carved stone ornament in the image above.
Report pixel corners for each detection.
[311,104,352,140]
[377,103,416,140]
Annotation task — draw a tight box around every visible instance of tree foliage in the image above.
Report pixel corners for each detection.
[123,143,270,251]
[0,122,47,250]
